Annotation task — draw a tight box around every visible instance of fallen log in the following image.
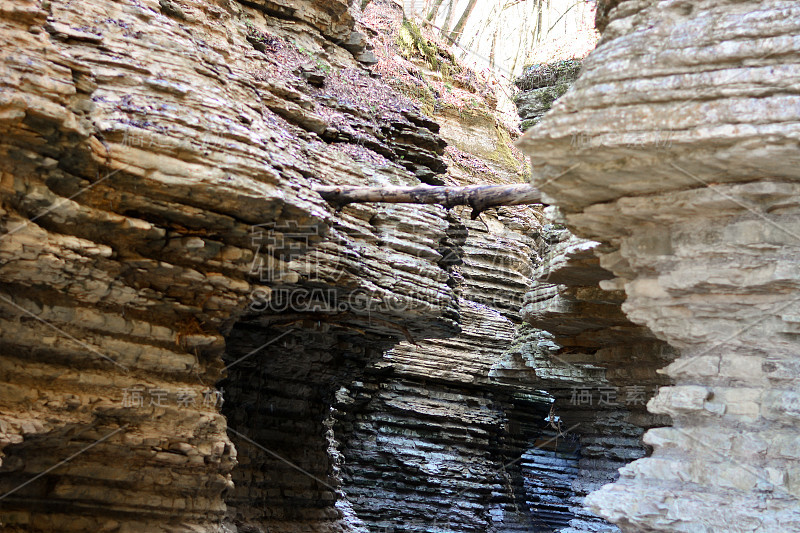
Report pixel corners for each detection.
[314,184,546,219]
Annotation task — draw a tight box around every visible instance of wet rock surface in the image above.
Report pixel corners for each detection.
[334,214,551,532]
[513,226,674,533]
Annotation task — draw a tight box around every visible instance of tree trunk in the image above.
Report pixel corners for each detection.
[313,183,546,219]
[447,0,478,43]
[441,0,455,36]
[426,0,445,21]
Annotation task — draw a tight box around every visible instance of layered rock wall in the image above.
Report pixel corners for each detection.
[7,0,783,531]
[518,0,800,531]
[0,0,574,531]
[512,53,674,532]
[0,0,464,530]
[514,61,583,132]
[332,214,558,533]
[513,227,673,533]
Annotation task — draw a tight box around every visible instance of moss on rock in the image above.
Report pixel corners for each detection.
[520,118,539,131]
[396,19,459,79]
[515,58,582,91]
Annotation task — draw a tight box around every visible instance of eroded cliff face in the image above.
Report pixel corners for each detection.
[8,0,786,531]
[0,0,464,530]
[511,225,675,533]
[0,0,564,531]
[512,63,675,533]
[518,0,800,531]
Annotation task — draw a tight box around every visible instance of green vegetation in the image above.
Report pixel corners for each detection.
[514,82,571,114]
[521,58,582,78]
[386,19,497,122]
[316,59,332,73]
[396,19,459,79]
[400,82,437,116]
[491,124,521,170]
[534,83,570,108]
[295,43,313,56]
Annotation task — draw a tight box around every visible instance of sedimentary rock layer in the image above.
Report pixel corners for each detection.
[0,0,571,531]
[518,0,800,531]
[0,0,462,530]
[515,60,583,131]
[514,225,673,533]
[330,99,555,531]
[513,55,674,532]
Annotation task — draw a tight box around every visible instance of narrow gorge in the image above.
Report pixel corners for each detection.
[1,1,798,532]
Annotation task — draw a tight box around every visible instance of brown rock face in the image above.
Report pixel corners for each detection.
[0,0,461,530]
[0,0,572,531]
[518,0,800,531]
[15,0,781,530]
[244,0,353,41]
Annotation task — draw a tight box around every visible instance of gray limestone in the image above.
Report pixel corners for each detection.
[517,0,800,531]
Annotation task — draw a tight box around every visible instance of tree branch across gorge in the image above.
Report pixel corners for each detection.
[313,184,547,219]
